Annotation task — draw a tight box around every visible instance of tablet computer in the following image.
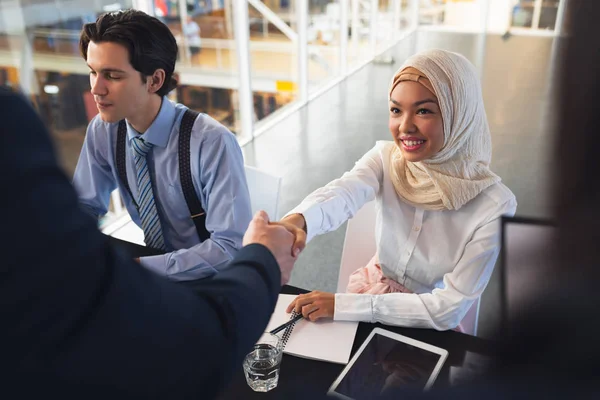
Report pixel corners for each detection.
[328,328,449,399]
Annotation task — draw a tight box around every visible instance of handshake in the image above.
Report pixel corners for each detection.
[242,211,307,285]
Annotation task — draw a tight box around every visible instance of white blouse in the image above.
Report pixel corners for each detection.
[287,141,517,330]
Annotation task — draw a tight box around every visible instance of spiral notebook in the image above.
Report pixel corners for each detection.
[265,294,359,365]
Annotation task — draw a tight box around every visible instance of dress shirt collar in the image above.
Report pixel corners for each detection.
[126,97,175,148]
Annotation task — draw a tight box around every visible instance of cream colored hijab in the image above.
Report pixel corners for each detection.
[388,49,500,211]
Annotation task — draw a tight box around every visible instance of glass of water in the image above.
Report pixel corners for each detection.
[243,332,283,392]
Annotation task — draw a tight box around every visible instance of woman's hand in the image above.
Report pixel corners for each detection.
[271,214,307,257]
[286,291,335,321]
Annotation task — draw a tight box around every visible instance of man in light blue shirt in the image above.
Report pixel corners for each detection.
[73,10,252,281]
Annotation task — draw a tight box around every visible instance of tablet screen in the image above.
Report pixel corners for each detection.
[330,332,444,399]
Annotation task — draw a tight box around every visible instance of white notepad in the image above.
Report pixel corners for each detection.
[265,294,359,365]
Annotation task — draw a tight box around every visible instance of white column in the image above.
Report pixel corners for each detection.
[232,0,254,139]
[393,0,402,34]
[224,0,234,39]
[297,0,308,101]
[411,0,419,30]
[178,0,189,20]
[475,0,491,80]
[369,0,378,55]
[178,0,191,64]
[262,17,269,37]
[480,0,491,33]
[20,31,39,97]
[351,0,359,52]
[340,0,349,76]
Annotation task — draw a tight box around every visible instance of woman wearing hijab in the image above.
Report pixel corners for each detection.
[279,49,517,333]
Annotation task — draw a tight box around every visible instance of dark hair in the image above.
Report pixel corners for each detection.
[79,9,178,96]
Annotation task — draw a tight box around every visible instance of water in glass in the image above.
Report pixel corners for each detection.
[243,343,282,392]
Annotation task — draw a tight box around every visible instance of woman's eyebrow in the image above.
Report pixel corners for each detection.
[414,99,438,106]
[389,98,438,106]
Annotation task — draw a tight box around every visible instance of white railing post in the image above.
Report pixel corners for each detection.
[224,0,234,39]
[369,0,378,55]
[411,0,419,30]
[475,0,491,80]
[394,0,402,34]
[178,0,191,65]
[216,41,223,69]
[232,0,254,138]
[340,0,349,76]
[351,0,360,56]
[297,0,308,101]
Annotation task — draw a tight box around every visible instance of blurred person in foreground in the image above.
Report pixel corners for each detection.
[472,1,600,396]
[0,88,297,397]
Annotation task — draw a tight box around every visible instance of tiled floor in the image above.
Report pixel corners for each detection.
[242,30,557,337]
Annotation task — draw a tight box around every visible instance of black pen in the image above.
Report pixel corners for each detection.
[269,312,304,335]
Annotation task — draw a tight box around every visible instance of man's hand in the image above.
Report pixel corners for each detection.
[270,213,307,257]
[285,291,335,321]
[243,210,297,285]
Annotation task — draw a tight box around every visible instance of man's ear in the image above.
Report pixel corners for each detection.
[147,69,166,94]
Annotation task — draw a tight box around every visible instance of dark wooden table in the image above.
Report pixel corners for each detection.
[217,285,497,399]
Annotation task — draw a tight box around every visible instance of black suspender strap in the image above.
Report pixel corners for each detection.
[114,111,210,243]
[116,120,138,211]
[179,109,210,242]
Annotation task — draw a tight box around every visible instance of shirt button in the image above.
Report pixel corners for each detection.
[413,226,421,231]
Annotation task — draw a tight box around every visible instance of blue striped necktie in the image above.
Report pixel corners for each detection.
[131,137,166,250]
